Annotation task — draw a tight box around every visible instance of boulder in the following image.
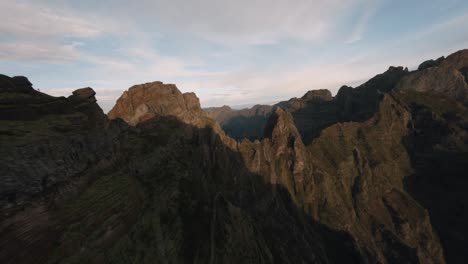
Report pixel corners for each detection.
[71,87,97,101]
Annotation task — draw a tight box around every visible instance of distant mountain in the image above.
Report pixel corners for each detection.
[205,104,273,141]
[206,65,410,143]
[1,49,468,264]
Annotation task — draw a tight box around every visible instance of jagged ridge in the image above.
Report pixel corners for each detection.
[1,49,468,263]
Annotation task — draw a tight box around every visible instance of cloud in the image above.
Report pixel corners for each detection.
[0,1,104,38]
[345,0,381,44]
[341,12,468,68]
[39,21,468,112]
[405,12,468,43]
[0,1,119,63]
[98,0,360,45]
[37,51,403,113]
[0,42,82,62]
[164,57,392,108]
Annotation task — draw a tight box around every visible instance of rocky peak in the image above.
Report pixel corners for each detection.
[264,107,302,142]
[205,104,274,141]
[108,81,205,126]
[69,87,107,126]
[182,92,201,111]
[0,75,36,94]
[257,107,308,197]
[240,104,273,116]
[440,49,468,69]
[205,105,232,112]
[397,49,468,103]
[70,87,97,102]
[301,89,333,102]
[220,105,232,110]
[418,56,445,71]
[360,66,409,93]
[205,105,235,124]
[335,85,353,97]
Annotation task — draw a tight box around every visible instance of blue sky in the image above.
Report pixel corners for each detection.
[1,0,467,112]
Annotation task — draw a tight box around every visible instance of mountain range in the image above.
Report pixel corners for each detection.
[1,49,468,263]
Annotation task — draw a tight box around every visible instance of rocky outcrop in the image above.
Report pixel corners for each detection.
[397,49,468,104]
[205,105,233,122]
[108,81,237,148]
[0,75,36,93]
[301,89,333,102]
[108,81,206,127]
[304,94,445,263]
[418,56,445,71]
[0,76,114,210]
[334,66,409,120]
[70,87,97,102]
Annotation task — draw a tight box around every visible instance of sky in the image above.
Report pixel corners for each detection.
[1,0,468,112]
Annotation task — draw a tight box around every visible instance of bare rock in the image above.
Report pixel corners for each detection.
[108,81,206,126]
[0,75,35,93]
[71,87,97,102]
[301,89,333,102]
[397,49,468,103]
[418,56,445,71]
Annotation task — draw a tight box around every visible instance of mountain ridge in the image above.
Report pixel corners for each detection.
[1,49,468,263]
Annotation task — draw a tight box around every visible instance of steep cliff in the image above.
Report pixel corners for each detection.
[0,75,112,209]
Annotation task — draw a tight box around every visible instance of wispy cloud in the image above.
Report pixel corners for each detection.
[0,1,118,64]
[0,42,82,62]
[0,1,106,38]
[345,0,381,44]
[103,0,360,45]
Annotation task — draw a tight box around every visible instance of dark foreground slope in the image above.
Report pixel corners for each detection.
[1,49,468,263]
[0,76,360,263]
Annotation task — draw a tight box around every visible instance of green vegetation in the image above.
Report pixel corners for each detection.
[0,113,88,147]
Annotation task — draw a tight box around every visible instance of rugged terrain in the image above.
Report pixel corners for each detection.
[1,49,468,263]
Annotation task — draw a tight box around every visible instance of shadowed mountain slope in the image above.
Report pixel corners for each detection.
[206,65,409,143]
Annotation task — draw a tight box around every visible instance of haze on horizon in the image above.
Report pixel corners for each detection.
[1,0,467,112]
